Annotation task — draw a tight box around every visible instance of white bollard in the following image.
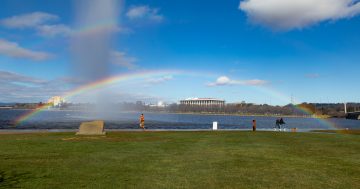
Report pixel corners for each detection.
[213,122,218,130]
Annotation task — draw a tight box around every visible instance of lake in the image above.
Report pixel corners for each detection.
[0,109,359,131]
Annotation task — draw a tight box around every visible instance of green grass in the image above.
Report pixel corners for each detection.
[312,130,360,135]
[0,131,359,189]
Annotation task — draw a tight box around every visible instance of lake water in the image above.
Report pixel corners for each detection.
[0,109,359,131]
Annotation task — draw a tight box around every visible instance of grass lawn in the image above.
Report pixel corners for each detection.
[0,131,359,188]
[312,130,360,135]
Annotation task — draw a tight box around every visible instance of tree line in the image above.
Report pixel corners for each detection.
[119,102,360,118]
[8,101,360,118]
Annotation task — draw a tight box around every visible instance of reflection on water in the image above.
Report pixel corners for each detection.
[0,109,359,131]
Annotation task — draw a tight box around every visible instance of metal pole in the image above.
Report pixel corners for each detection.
[344,102,347,114]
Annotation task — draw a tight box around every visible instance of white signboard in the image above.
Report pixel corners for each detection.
[213,122,218,130]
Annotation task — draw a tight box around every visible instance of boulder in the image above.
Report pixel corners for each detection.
[76,120,106,135]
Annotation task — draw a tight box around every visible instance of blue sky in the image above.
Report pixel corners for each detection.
[1,0,360,105]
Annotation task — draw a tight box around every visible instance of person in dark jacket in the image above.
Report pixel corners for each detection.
[275,119,280,130]
[279,118,286,130]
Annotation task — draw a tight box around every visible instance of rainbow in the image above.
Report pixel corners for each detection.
[14,70,183,125]
[14,70,340,130]
[252,85,340,130]
[74,20,118,35]
[292,104,339,130]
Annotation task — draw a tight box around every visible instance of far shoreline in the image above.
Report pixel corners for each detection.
[140,111,334,119]
[3,108,337,119]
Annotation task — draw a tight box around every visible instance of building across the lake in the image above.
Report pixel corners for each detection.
[180,98,225,106]
[47,96,65,107]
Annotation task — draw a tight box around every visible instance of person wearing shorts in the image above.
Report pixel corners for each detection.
[139,114,145,130]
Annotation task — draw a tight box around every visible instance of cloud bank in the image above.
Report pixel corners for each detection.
[0,39,52,61]
[36,24,73,37]
[0,12,58,29]
[0,70,46,84]
[207,76,268,86]
[239,0,360,30]
[0,70,72,102]
[0,70,172,103]
[0,12,72,37]
[0,11,134,63]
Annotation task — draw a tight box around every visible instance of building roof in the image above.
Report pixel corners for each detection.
[182,98,225,101]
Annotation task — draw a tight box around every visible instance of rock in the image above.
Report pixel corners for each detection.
[76,120,106,135]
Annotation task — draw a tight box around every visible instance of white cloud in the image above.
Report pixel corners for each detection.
[211,76,231,86]
[239,0,360,30]
[0,12,58,29]
[110,51,137,69]
[0,12,73,37]
[1,12,130,37]
[0,70,172,103]
[0,39,52,61]
[36,24,73,37]
[126,5,164,22]
[0,70,46,84]
[0,70,82,102]
[146,75,173,84]
[0,71,55,102]
[207,76,268,86]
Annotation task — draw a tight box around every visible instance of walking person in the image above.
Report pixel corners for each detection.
[275,119,280,131]
[252,120,256,131]
[279,118,286,131]
[139,114,145,130]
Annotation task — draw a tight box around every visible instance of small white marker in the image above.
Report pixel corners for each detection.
[213,122,218,130]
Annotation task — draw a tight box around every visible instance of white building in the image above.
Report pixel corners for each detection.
[148,101,167,108]
[180,98,225,106]
[47,96,65,107]
[157,101,166,107]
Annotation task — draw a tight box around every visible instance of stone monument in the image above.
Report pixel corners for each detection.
[76,120,106,135]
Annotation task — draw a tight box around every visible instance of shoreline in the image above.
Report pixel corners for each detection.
[1,129,358,136]
[0,128,337,134]
[2,108,335,119]
[141,111,333,119]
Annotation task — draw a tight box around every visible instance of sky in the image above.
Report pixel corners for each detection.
[0,0,360,105]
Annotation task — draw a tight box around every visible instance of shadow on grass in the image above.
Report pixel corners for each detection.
[0,171,32,188]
